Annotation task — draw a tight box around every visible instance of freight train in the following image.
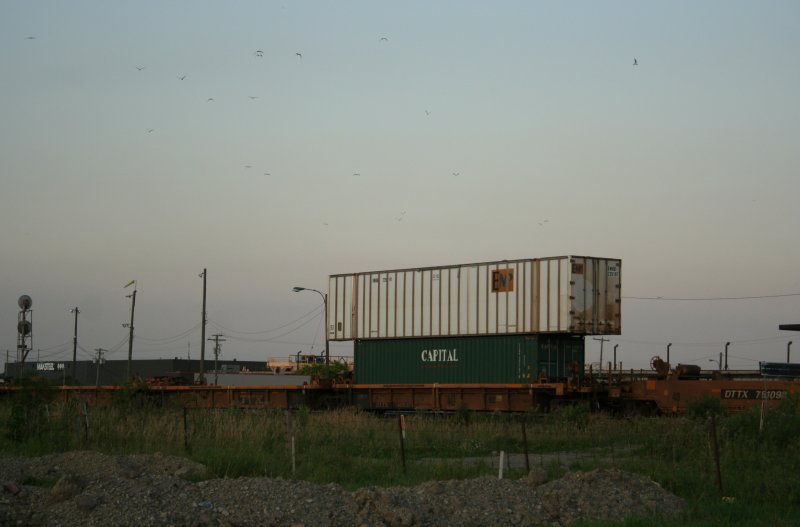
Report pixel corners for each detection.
[3,256,799,414]
[5,358,798,416]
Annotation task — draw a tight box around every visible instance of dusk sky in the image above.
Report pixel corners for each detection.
[2,1,798,372]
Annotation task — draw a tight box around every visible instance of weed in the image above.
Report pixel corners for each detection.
[0,401,799,525]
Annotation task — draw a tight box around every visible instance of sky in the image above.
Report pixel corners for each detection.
[1,1,799,373]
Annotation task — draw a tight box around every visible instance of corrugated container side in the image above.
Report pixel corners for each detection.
[353,335,585,384]
[329,256,620,341]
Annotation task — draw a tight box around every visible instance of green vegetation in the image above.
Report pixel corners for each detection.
[0,390,799,526]
[295,361,351,380]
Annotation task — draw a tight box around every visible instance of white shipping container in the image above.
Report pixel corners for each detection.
[327,256,621,341]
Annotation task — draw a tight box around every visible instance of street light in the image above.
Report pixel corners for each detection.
[725,342,730,371]
[293,286,329,365]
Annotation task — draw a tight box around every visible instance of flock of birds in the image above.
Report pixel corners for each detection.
[21,34,634,231]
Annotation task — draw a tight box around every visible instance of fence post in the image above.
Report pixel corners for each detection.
[521,416,530,475]
[710,413,723,492]
[399,414,407,474]
[286,411,295,476]
[82,403,89,444]
[183,407,190,452]
[291,435,296,476]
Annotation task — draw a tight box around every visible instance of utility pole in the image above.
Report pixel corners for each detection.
[94,348,107,387]
[124,280,137,383]
[208,333,226,386]
[70,307,79,385]
[667,343,672,366]
[613,344,619,371]
[200,269,207,384]
[788,341,793,363]
[592,337,609,373]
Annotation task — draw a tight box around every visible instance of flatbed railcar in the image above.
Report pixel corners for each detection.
[3,371,798,415]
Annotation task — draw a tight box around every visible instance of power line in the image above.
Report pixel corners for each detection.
[207,305,323,335]
[30,340,72,352]
[99,335,130,356]
[136,322,202,344]
[30,347,72,360]
[218,311,324,343]
[624,293,800,301]
[127,345,195,355]
[77,344,96,359]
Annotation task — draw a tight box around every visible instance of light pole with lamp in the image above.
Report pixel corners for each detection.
[724,342,730,371]
[292,286,329,365]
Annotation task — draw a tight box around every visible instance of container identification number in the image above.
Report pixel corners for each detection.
[721,389,787,400]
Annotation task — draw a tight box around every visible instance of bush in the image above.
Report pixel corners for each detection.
[552,402,590,429]
[685,395,727,421]
[296,362,349,380]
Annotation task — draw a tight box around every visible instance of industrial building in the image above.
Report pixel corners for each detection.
[3,358,268,386]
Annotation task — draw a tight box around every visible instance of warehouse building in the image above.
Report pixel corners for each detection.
[3,358,268,386]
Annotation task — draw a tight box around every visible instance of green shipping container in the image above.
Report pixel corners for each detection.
[354,335,584,384]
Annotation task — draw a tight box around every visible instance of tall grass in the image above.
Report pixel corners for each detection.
[0,389,798,526]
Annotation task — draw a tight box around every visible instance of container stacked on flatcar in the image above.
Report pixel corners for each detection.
[329,256,621,384]
[353,334,585,384]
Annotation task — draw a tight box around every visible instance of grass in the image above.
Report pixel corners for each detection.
[0,386,799,526]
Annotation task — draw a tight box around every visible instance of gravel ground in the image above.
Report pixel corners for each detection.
[0,451,686,526]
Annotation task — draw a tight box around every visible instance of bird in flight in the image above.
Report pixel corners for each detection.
[264,172,271,176]
[25,36,36,40]
[146,128,154,133]
[244,165,252,169]
[380,37,389,42]
[295,52,303,59]
[452,172,460,177]
[135,66,145,71]
[207,97,215,102]
[255,50,264,57]
[425,110,431,116]
[352,173,361,177]
[178,74,186,80]
[633,58,638,66]
[248,96,259,100]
